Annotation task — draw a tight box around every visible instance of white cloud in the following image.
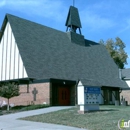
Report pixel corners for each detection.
[81,10,115,31]
[79,0,130,33]
[78,1,118,32]
[1,0,67,22]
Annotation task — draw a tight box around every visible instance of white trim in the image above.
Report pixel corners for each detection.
[126,80,130,87]
[0,22,28,81]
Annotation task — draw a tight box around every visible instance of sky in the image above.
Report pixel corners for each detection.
[0,0,130,68]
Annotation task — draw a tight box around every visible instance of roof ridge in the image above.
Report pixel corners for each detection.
[6,13,66,34]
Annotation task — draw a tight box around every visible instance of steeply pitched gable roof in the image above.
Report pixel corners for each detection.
[0,13,128,88]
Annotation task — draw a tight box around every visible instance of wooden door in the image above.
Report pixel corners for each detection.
[59,87,70,106]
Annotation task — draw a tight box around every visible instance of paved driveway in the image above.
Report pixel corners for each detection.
[0,106,87,130]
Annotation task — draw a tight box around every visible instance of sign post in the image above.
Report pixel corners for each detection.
[78,84,101,114]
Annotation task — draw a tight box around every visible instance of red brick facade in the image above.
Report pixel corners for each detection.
[0,82,50,106]
[120,90,130,105]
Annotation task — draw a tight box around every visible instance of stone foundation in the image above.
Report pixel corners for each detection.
[0,82,50,106]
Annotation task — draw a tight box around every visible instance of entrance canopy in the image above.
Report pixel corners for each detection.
[0,78,35,85]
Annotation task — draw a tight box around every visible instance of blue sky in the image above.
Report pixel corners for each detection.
[0,0,130,68]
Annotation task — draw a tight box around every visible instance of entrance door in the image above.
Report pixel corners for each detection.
[59,87,70,106]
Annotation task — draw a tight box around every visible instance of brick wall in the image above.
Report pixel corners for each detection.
[120,90,130,105]
[0,82,50,106]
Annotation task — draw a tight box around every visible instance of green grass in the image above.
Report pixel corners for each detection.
[22,105,130,130]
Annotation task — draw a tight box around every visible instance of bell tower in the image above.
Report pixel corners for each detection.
[65,5,85,46]
[65,6,82,35]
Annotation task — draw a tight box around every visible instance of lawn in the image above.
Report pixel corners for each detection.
[22,105,130,130]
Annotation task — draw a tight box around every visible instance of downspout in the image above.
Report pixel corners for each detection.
[119,69,123,105]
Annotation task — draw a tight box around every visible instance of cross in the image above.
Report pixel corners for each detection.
[32,88,38,101]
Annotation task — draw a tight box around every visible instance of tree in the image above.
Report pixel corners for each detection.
[99,37,128,69]
[0,82,20,111]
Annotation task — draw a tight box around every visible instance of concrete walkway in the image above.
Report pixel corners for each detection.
[0,106,87,130]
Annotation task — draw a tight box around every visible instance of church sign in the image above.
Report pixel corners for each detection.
[84,87,100,94]
[77,81,101,114]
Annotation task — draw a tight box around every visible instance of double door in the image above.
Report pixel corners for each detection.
[59,87,70,106]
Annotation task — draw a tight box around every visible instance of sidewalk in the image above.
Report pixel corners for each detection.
[0,106,87,130]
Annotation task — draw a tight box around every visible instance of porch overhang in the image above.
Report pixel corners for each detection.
[0,78,35,85]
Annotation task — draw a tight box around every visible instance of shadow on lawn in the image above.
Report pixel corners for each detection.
[84,109,119,113]
[99,109,119,112]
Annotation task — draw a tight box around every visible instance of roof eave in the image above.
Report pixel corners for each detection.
[123,78,130,80]
[0,14,8,42]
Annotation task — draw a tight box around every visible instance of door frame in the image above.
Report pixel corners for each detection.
[50,79,76,106]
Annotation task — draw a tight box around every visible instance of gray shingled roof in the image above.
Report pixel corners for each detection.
[122,68,130,79]
[1,13,128,88]
[79,79,102,87]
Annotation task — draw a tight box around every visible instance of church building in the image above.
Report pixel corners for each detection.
[0,6,128,106]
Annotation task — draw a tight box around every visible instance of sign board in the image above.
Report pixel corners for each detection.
[77,82,101,113]
[84,86,100,94]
